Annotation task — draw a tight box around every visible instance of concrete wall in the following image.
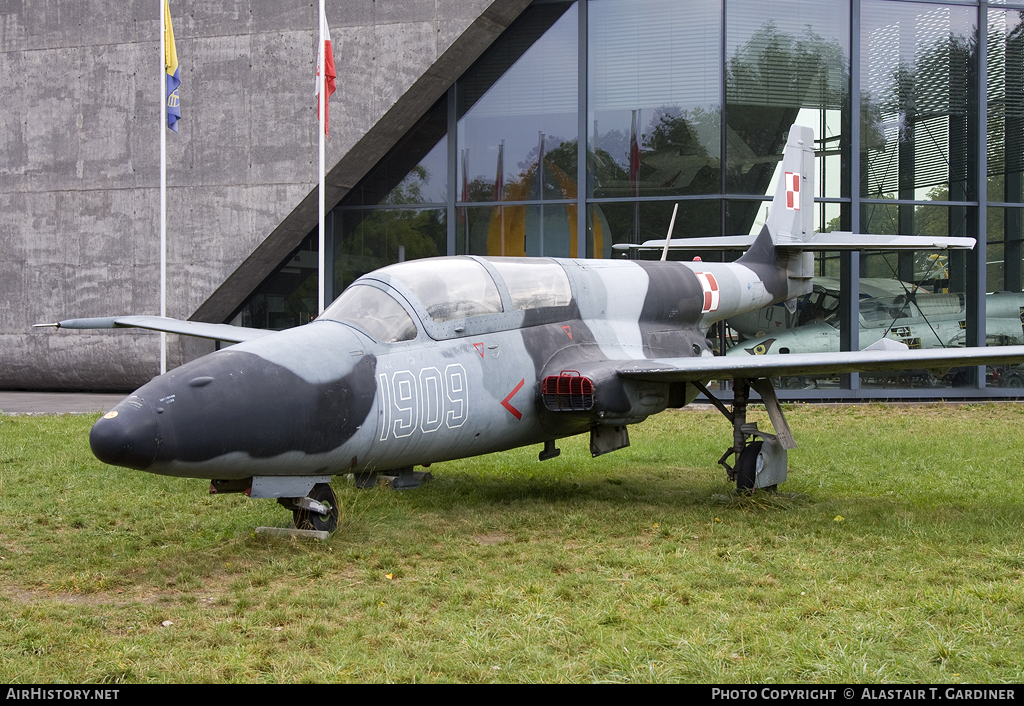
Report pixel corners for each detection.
[1,0,514,390]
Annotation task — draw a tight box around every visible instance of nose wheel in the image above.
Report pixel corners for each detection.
[292,483,339,533]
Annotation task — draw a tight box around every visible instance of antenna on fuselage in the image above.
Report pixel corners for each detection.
[660,203,679,262]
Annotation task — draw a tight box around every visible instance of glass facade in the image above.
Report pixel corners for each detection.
[234,0,1024,398]
[231,231,320,331]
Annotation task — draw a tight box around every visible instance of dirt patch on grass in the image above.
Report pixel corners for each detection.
[4,585,186,606]
[473,532,511,545]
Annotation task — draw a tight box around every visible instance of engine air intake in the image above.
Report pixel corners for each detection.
[541,371,594,412]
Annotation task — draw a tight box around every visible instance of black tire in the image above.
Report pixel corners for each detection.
[293,483,339,532]
[736,440,763,493]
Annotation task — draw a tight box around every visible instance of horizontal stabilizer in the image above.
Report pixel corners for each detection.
[33,316,272,344]
[614,236,756,253]
[617,232,976,254]
[799,232,975,251]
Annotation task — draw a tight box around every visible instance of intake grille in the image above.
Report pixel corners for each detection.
[541,371,595,412]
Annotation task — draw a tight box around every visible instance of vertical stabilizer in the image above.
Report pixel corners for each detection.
[737,124,816,309]
[765,125,815,246]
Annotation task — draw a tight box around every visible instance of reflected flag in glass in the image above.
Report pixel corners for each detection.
[493,141,504,201]
[629,109,640,197]
[457,149,468,227]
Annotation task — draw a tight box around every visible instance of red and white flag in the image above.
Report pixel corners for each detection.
[315,8,336,137]
[784,171,800,210]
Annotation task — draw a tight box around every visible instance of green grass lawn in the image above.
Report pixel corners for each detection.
[1,403,1022,683]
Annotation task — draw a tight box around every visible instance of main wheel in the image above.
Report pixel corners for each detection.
[293,483,339,532]
[735,440,763,493]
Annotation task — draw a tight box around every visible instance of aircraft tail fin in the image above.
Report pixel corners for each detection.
[764,124,816,247]
[730,124,817,306]
[612,125,816,258]
[760,126,974,250]
[617,122,974,257]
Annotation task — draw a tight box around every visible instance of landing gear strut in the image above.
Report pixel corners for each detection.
[215,475,342,533]
[695,377,794,492]
[291,483,339,532]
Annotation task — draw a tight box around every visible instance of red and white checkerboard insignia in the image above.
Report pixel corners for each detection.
[785,171,800,210]
[695,272,720,313]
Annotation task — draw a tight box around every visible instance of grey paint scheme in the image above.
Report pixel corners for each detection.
[86,253,777,479]
[83,238,1024,484]
[46,126,1024,515]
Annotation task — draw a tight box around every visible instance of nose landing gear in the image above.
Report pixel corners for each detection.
[213,475,342,534]
[290,482,339,533]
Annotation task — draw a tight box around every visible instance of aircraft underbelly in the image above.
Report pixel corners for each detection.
[148,434,376,480]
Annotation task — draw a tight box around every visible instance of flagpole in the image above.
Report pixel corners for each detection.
[159,0,167,375]
[537,132,545,256]
[318,0,326,315]
[498,140,505,256]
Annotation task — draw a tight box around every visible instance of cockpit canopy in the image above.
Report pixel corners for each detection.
[319,284,418,343]
[381,258,503,323]
[319,256,573,342]
[487,258,572,311]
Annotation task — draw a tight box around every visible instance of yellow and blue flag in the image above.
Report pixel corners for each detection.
[164,1,181,132]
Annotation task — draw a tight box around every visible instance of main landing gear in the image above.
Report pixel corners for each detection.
[693,377,795,493]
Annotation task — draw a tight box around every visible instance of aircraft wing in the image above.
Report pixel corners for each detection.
[617,345,1024,383]
[33,316,273,344]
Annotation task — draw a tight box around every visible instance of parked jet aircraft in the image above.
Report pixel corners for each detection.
[726,277,918,338]
[37,126,1024,532]
[727,283,1024,386]
[726,278,1024,352]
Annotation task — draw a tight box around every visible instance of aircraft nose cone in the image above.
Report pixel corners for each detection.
[89,398,160,470]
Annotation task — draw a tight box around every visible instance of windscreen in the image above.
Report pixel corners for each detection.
[319,285,417,342]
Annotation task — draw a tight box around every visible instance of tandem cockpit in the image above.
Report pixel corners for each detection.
[318,256,575,342]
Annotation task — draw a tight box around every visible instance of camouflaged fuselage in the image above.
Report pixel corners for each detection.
[89,252,788,480]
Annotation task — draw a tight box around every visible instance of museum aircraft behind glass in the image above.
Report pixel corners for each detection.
[38,126,1024,532]
[726,279,1024,358]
